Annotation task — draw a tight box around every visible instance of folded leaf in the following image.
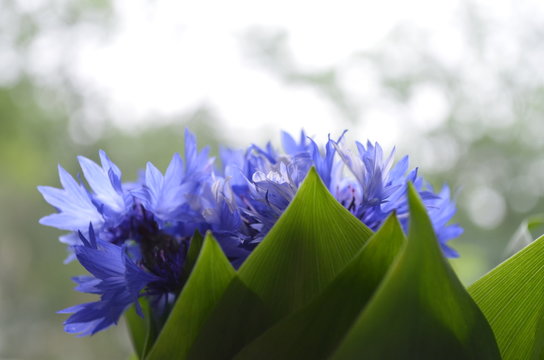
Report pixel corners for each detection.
[332,183,501,360]
[145,233,236,360]
[180,230,204,283]
[125,299,151,360]
[186,167,373,358]
[238,167,373,318]
[186,277,272,359]
[469,234,544,360]
[235,214,405,360]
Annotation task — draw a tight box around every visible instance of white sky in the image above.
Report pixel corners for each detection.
[64,0,469,147]
[12,0,544,149]
[7,0,544,266]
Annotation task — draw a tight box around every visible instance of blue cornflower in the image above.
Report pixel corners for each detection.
[133,129,214,225]
[333,140,409,229]
[282,130,346,189]
[38,150,132,247]
[219,131,346,246]
[198,177,250,266]
[219,131,461,256]
[248,159,303,232]
[59,225,158,336]
[332,139,462,256]
[40,128,463,336]
[77,150,128,219]
[133,154,190,224]
[40,130,219,335]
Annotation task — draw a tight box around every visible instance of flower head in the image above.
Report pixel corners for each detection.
[59,225,158,336]
[333,139,461,255]
[39,129,463,335]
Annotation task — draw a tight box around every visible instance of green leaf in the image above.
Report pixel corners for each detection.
[186,277,272,359]
[469,234,544,360]
[332,183,501,360]
[234,214,406,360]
[238,167,373,318]
[126,231,204,360]
[180,230,204,282]
[125,299,150,360]
[124,298,161,359]
[186,167,373,359]
[145,232,236,360]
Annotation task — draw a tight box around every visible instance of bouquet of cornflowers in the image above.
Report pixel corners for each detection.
[39,130,544,359]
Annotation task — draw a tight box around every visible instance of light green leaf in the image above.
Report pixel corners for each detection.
[332,183,501,360]
[186,167,373,359]
[145,232,236,360]
[234,214,405,360]
[469,234,544,360]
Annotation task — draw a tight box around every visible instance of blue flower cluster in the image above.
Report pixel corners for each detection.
[39,129,462,336]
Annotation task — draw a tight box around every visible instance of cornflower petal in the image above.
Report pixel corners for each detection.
[38,165,104,232]
[77,154,126,214]
[60,228,158,336]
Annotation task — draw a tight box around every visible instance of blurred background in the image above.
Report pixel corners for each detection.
[2,0,544,358]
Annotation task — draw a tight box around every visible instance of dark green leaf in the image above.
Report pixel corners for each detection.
[141,292,169,358]
[145,233,236,360]
[332,183,501,360]
[186,277,272,359]
[125,299,150,360]
[469,234,544,360]
[126,231,204,359]
[126,231,204,360]
[180,230,204,282]
[235,214,405,360]
[186,167,373,359]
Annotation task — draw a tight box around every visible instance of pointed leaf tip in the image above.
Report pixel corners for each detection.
[333,183,500,360]
[235,214,406,360]
[189,165,374,359]
[238,165,373,319]
[146,232,235,360]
